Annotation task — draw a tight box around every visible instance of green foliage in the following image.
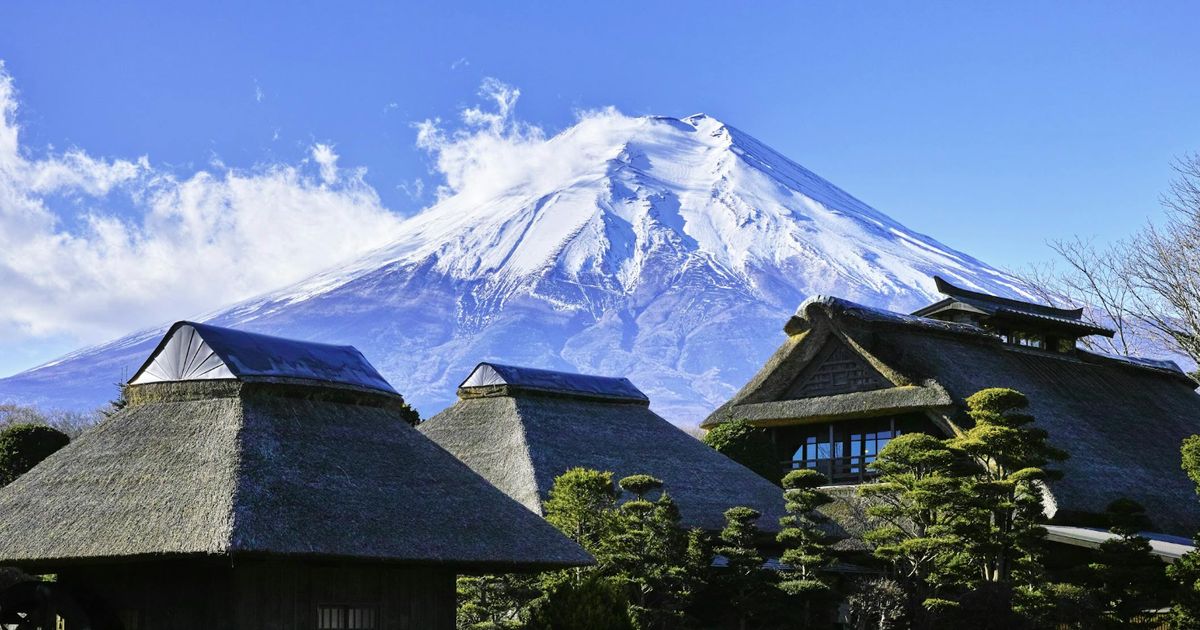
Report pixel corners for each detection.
[713,506,777,629]
[609,475,705,629]
[1015,582,1103,630]
[1170,436,1200,628]
[1086,499,1168,628]
[1182,435,1200,493]
[702,419,779,483]
[859,387,1071,625]
[777,469,836,625]
[859,432,968,593]
[536,469,712,629]
[1168,548,1200,629]
[618,474,662,499]
[949,387,1066,587]
[396,399,421,427]
[544,467,620,558]
[456,573,541,629]
[0,423,70,486]
[526,575,633,630]
[102,382,129,418]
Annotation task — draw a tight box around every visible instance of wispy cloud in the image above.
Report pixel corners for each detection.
[413,77,626,206]
[253,79,264,103]
[450,57,469,70]
[0,62,406,356]
[0,64,631,372]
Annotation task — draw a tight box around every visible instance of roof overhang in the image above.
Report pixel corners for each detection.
[703,384,955,429]
[1044,525,1195,562]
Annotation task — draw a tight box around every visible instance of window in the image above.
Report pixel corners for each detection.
[317,605,378,630]
[784,418,901,483]
[1002,331,1045,349]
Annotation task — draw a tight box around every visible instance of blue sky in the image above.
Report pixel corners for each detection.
[1,1,1198,375]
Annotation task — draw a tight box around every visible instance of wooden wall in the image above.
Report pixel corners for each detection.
[59,559,455,630]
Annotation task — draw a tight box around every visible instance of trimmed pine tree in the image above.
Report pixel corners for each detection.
[777,468,836,626]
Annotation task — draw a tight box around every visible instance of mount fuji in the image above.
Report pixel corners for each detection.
[0,113,1031,424]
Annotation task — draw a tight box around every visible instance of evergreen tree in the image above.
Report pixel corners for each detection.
[610,474,700,629]
[1087,498,1168,628]
[526,574,634,630]
[543,467,621,569]
[1169,435,1200,628]
[947,388,1066,588]
[777,468,836,626]
[714,506,775,630]
[703,419,779,483]
[102,381,129,418]
[456,573,541,630]
[537,469,713,629]
[859,432,969,604]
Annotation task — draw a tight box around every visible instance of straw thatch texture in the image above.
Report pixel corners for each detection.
[420,391,787,532]
[705,295,1200,536]
[0,380,592,570]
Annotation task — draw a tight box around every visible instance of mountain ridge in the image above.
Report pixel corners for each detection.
[0,112,1031,424]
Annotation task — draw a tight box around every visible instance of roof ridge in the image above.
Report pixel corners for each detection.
[933,276,1084,319]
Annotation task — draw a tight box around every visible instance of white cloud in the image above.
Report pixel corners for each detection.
[413,77,628,206]
[0,62,406,358]
[450,57,469,70]
[1,66,631,373]
[310,143,339,185]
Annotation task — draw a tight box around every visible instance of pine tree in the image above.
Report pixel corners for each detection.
[102,381,129,418]
[543,467,621,569]
[777,468,836,626]
[948,388,1067,587]
[1169,435,1200,628]
[1088,498,1168,628]
[456,573,542,629]
[714,506,774,630]
[859,432,969,603]
[611,474,699,629]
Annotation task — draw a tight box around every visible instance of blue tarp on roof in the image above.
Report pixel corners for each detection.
[130,321,398,394]
[459,362,647,402]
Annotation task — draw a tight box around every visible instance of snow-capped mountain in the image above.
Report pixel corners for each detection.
[0,113,1030,424]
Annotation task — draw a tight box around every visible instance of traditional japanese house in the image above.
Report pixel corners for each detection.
[419,362,786,533]
[0,322,591,630]
[702,277,1200,537]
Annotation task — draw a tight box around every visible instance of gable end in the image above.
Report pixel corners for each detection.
[784,338,889,399]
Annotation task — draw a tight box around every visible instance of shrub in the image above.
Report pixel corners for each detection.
[0,423,70,486]
[702,419,778,483]
[526,575,633,630]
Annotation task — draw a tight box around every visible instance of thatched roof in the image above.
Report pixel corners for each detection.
[0,327,591,571]
[705,295,1200,536]
[420,364,787,532]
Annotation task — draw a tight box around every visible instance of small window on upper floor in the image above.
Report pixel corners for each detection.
[317,605,378,630]
[1004,331,1044,349]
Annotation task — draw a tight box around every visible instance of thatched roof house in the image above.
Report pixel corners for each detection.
[703,278,1200,538]
[0,322,590,630]
[419,362,786,533]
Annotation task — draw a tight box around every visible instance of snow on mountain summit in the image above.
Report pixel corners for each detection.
[0,111,1029,424]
